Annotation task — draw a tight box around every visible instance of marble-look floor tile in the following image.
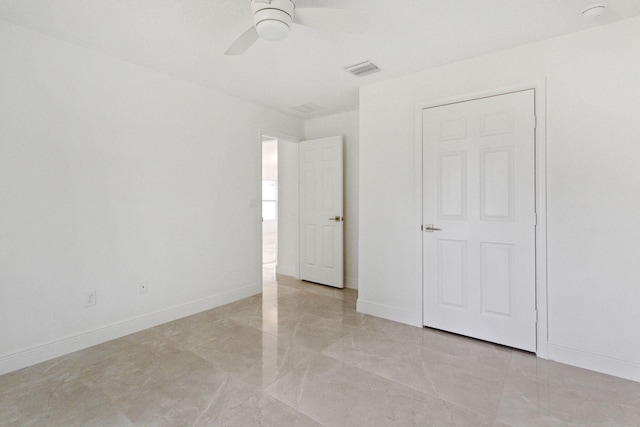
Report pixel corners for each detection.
[81,333,257,426]
[298,282,358,302]
[3,270,638,426]
[0,356,133,427]
[340,315,513,372]
[223,298,297,336]
[277,289,357,322]
[276,313,353,352]
[496,351,640,426]
[323,327,509,418]
[340,310,427,342]
[158,314,316,388]
[264,352,499,427]
[277,275,358,304]
[420,327,514,371]
[202,293,265,318]
[212,392,323,427]
[228,303,355,353]
[262,279,300,303]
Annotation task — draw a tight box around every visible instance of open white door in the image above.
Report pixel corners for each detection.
[299,136,344,288]
[423,90,537,352]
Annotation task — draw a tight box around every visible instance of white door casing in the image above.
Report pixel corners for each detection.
[422,90,537,352]
[299,136,344,288]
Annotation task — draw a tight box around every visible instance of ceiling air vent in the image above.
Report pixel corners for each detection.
[291,103,324,114]
[345,60,380,77]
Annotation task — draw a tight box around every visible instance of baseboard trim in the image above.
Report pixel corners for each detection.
[345,277,358,290]
[0,282,262,376]
[276,264,297,277]
[547,343,640,382]
[356,299,421,327]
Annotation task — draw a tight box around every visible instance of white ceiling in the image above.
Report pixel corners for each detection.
[1,0,639,119]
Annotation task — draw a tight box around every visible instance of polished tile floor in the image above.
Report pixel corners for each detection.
[2,269,640,426]
[262,231,276,265]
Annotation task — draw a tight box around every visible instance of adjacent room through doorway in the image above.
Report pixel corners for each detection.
[262,137,278,283]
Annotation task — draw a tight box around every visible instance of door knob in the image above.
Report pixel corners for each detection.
[328,216,343,222]
[423,224,442,232]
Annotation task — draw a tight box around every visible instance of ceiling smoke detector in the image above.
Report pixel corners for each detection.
[581,4,606,18]
[345,61,380,77]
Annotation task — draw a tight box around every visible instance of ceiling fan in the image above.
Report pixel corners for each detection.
[225,0,366,55]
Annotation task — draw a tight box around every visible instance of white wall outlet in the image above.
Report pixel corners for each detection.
[85,290,97,307]
[138,280,148,294]
[249,199,257,208]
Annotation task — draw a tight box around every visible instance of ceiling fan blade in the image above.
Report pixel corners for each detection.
[295,0,360,10]
[224,26,259,56]
[293,8,369,34]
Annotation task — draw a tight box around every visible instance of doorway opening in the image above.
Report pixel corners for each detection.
[262,137,278,284]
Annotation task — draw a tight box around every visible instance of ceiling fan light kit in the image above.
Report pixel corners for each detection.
[252,0,294,41]
[225,0,366,56]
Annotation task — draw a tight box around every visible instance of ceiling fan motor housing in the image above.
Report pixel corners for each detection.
[252,0,295,41]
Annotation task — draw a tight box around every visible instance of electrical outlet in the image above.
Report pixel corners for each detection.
[138,281,148,294]
[85,290,97,307]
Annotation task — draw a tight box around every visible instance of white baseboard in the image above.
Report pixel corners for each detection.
[0,283,262,376]
[345,277,358,290]
[547,343,640,382]
[356,299,421,327]
[276,264,298,277]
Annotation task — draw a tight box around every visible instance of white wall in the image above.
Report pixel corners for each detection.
[0,21,303,374]
[358,16,640,381]
[305,111,359,289]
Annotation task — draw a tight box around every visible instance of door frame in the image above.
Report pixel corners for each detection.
[413,81,548,358]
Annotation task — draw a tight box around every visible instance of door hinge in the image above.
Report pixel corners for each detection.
[534,213,537,225]
[532,115,537,129]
